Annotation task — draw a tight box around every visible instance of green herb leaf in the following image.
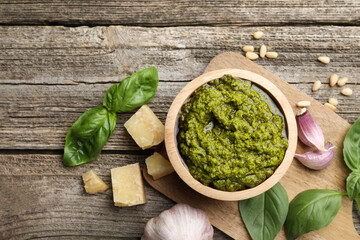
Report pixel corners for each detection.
[346,171,360,201]
[239,183,288,240]
[103,67,159,113]
[343,117,360,171]
[63,106,117,166]
[69,106,114,139]
[284,189,345,240]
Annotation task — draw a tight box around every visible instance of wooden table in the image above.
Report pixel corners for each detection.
[0,1,359,239]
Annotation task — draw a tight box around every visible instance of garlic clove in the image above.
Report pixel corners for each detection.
[142,203,214,240]
[296,108,325,151]
[295,142,335,170]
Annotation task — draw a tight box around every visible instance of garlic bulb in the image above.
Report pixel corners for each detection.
[142,203,214,240]
[296,108,325,150]
[295,142,335,170]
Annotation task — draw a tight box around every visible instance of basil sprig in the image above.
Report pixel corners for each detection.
[284,189,345,240]
[239,186,346,239]
[239,183,288,240]
[63,67,159,166]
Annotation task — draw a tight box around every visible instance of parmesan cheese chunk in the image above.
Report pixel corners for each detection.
[111,163,146,207]
[146,152,175,180]
[82,170,109,194]
[124,105,164,149]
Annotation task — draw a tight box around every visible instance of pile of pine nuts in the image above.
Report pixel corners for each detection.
[247,31,355,112]
[311,72,353,112]
[314,56,354,111]
[243,31,278,60]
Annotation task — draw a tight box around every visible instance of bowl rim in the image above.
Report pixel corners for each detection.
[165,68,297,201]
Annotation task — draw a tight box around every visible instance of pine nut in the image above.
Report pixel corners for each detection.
[265,52,278,59]
[246,52,259,60]
[298,108,307,115]
[329,74,339,87]
[337,77,348,87]
[341,88,353,96]
[328,98,338,106]
[253,31,264,39]
[296,101,311,108]
[318,56,330,64]
[324,103,336,112]
[312,81,322,92]
[242,45,254,52]
[260,45,267,58]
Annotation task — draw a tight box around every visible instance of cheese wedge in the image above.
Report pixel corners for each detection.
[111,163,146,207]
[146,152,174,180]
[82,170,109,194]
[124,105,164,149]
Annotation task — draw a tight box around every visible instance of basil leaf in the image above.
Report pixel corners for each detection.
[103,67,159,113]
[63,106,117,166]
[102,83,118,112]
[284,189,345,240]
[346,171,360,201]
[343,117,360,171]
[70,106,112,139]
[239,183,288,240]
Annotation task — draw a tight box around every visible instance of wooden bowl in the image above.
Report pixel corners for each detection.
[165,69,297,201]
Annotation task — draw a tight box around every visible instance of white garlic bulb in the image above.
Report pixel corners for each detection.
[142,203,214,240]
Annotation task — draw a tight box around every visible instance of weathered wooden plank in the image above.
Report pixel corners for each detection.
[0,26,359,149]
[1,26,359,85]
[0,153,231,240]
[0,82,179,150]
[0,0,359,26]
[0,82,359,150]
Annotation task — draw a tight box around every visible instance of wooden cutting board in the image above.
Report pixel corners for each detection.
[143,52,359,239]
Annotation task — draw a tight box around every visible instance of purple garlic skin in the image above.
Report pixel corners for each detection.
[142,203,214,240]
[296,109,325,151]
[295,142,335,170]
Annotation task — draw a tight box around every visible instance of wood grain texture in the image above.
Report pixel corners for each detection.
[0,0,359,26]
[144,52,360,239]
[1,26,360,85]
[0,23,359,239]
[0,25,360,150]
[0,0,359,238]
[0,153,230,240]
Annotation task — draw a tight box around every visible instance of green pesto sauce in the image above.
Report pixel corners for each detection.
[177,74,288,192]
